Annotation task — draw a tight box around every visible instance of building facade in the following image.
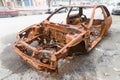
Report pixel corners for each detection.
[0,0,108,9]
[0,0,47,8]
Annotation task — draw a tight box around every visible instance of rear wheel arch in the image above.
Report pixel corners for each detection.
[68,41,88,56]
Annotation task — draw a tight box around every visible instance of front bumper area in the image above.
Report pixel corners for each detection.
[13,44,57,72]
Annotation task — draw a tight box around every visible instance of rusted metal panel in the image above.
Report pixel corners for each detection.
[13,5,112,72]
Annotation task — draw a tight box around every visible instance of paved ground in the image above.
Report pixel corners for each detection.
[0,14,120,80]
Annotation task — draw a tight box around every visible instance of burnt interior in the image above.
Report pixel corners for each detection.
[18,23,84,55]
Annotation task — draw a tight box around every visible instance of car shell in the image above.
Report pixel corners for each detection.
[13,5,112,72]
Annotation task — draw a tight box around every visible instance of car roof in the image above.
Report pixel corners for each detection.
[46,5,107,20]
[0,6,8,10]
[0,6,7,8]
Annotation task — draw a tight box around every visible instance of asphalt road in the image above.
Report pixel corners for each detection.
[0,14,120,80]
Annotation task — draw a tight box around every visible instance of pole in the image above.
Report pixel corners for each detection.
[69,0,71,5]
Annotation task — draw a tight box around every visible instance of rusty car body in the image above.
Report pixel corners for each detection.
[13,5,112,72]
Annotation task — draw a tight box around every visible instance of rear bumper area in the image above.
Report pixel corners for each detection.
[112,10,120,15]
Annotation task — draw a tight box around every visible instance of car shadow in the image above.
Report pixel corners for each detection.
[0,32,112,79]
[0,33,30,74]
[51,31,113,79]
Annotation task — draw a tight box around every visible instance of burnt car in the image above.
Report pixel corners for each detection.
[13,5,112,72]
[112,2,120,15]
[0,6,18,18]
